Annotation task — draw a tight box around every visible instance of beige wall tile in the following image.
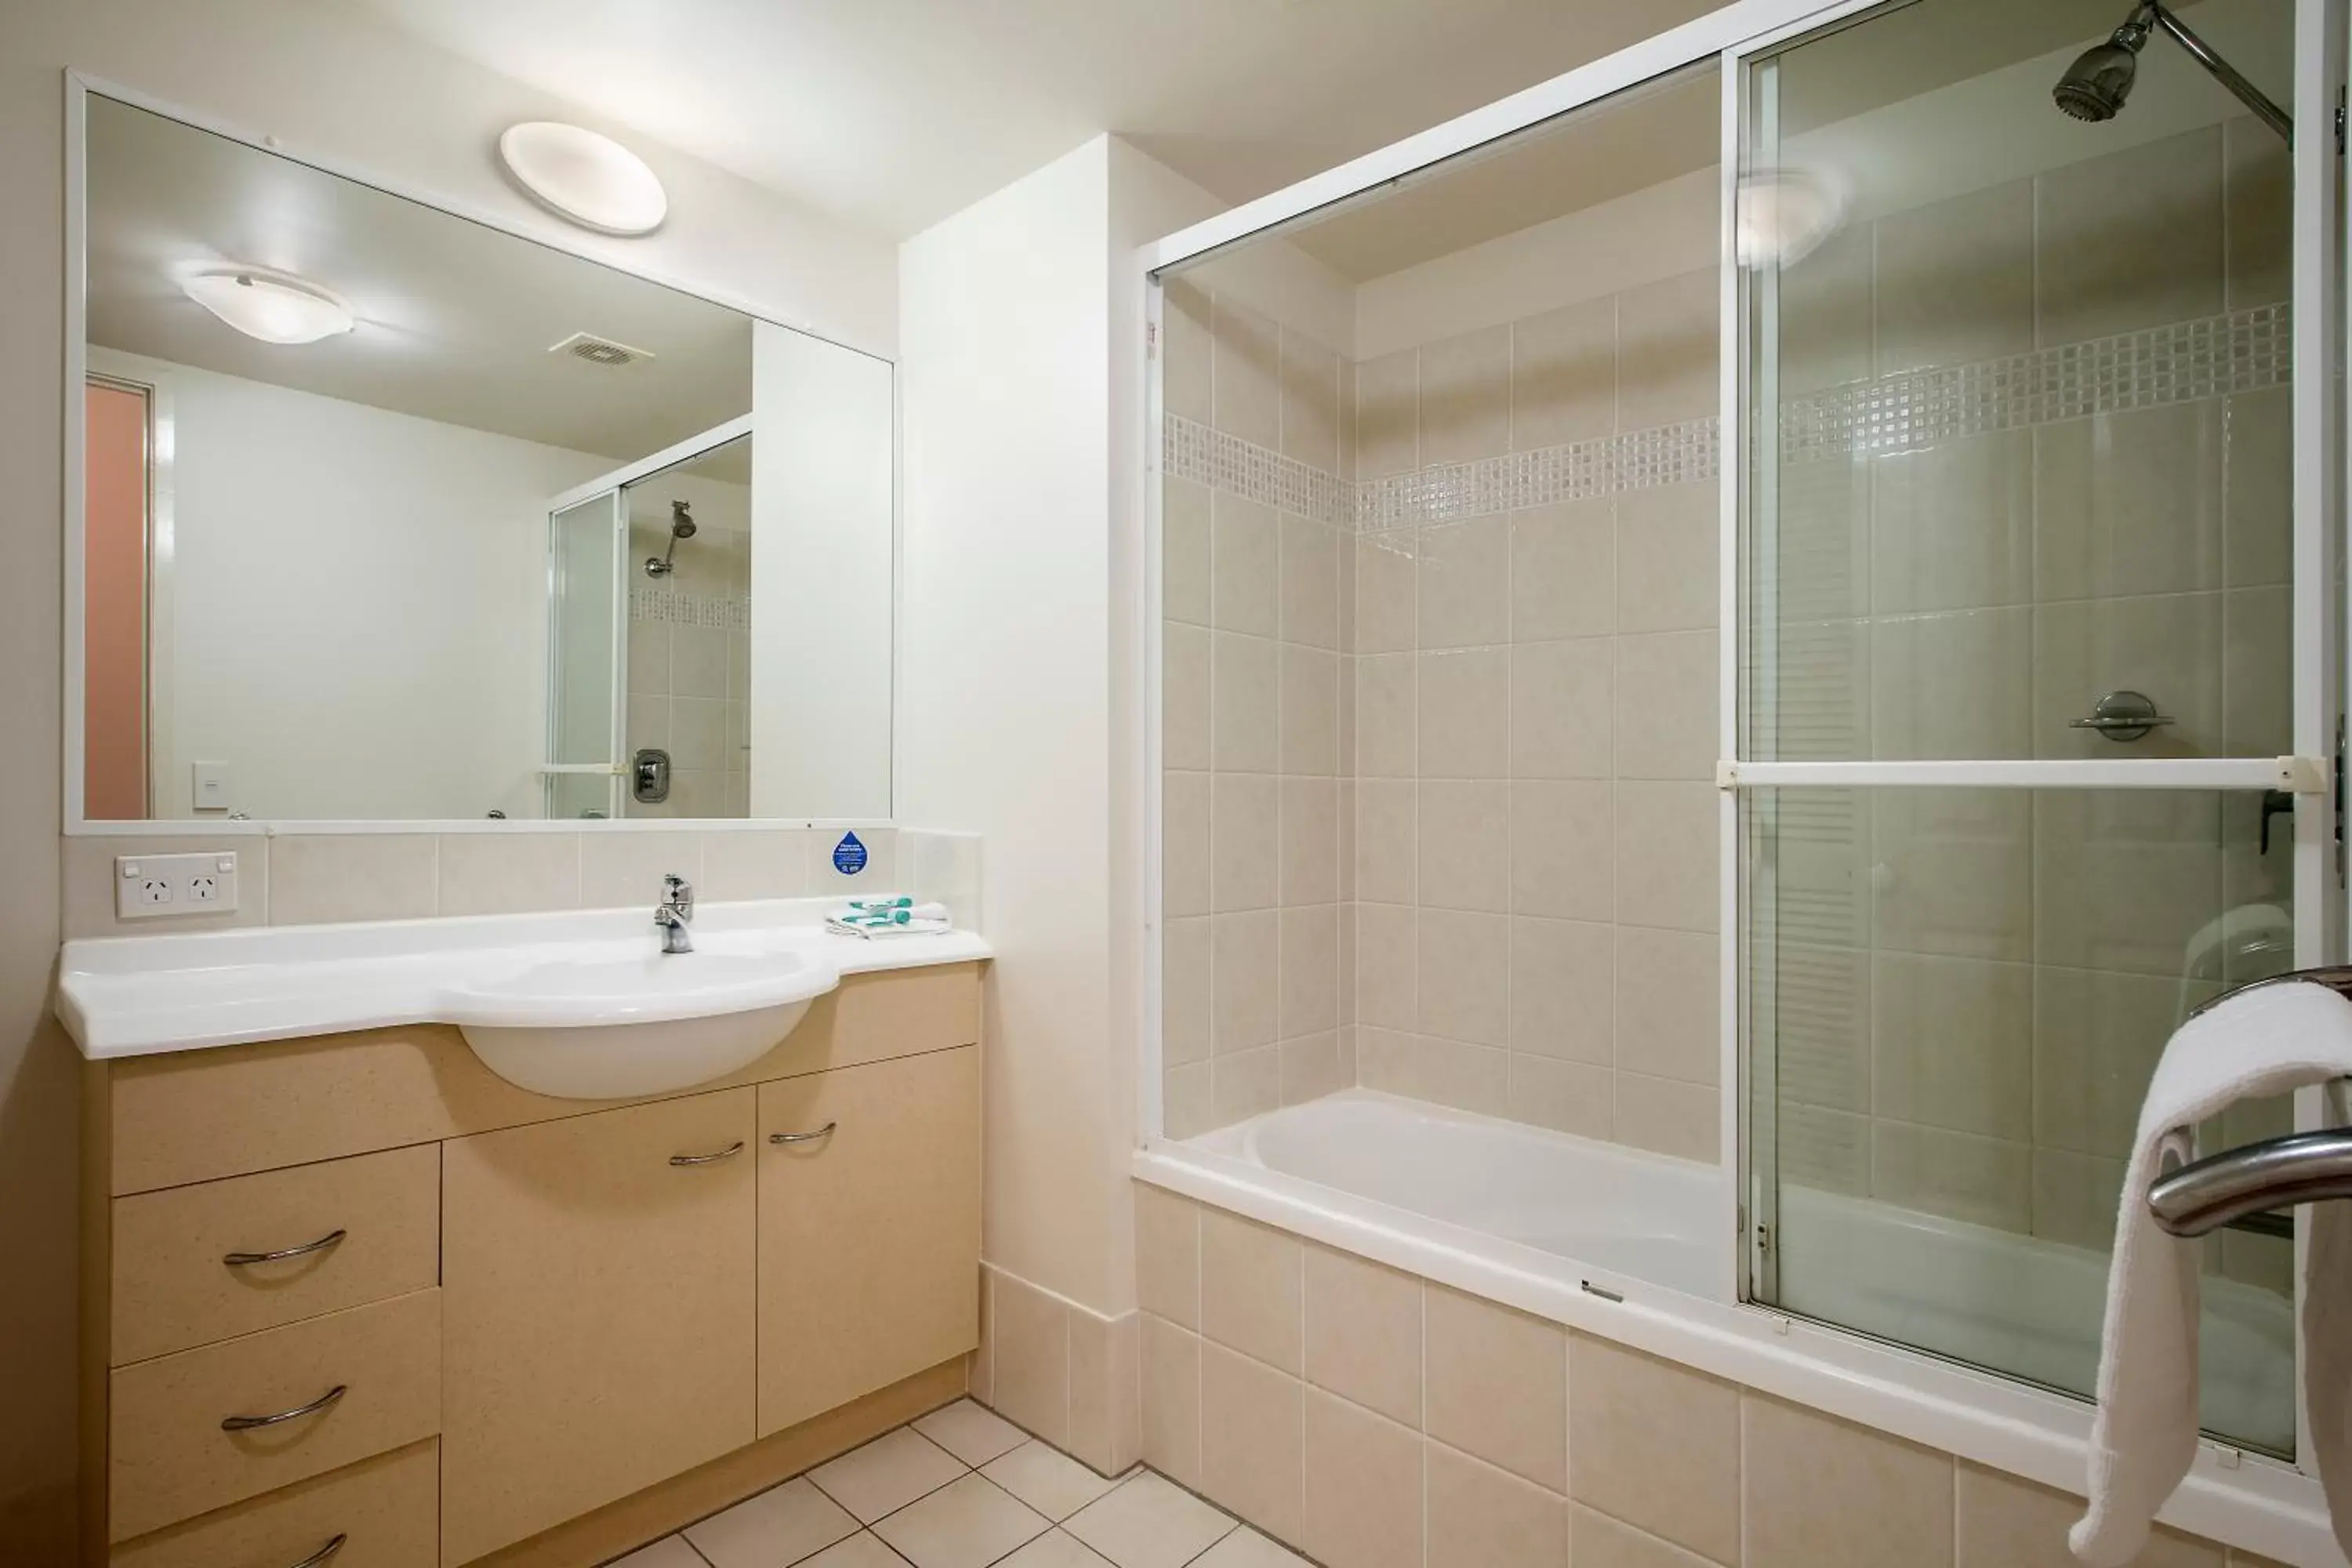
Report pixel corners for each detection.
[1873,431,2033,615]
[1280,1033,1349,1105]
[1417,909,1508,1047]
[1872,1120,2031,1233]
[1416,1036,1510,1118]
[1511,781,1613,923]
[1418,517,1509,651]
[1613,630,1714,780]
[699,829,811,902]
[1955,1461,2221,1568]
[1614,782,1716,934]
[1279,905,1340,1040]
[1508,915,1613,1064]
[1615,1073,1718,1163]
[1356,781,1417,906]
[1068,1310,1142,1477]
[1419,326,1512,466]
[1280,330,1341,473]
[1357,654,1417,779]
[1213,773,1280,913]
[1356,905,1418,1030]
[1201,1341,1305,1545]
[1165,281,1213,427]
[1419,780,1509,914]
[1417,650,1508,780]
[1164,477,1213,626]
[1744,1395,1952,1568]
[271,833,437,924]
[1427,1440,1566,1568]
[1615,270,1717,431]
[1508,1054,1613,1141]
[1201,1209,1304,1374]
[2035,403,2223,603]
[1356,532,1420,655]
[1570,1504,1720,1568]
[1872,953,2031,1141]
[2031,964,2187,1158]
[1279,514,1341,651]
[1615,927,1718,1085]
[2223,387,2291,589]
[1214,632,1281,775]
[1779,221,1875,395]
[1356,351,1420,480]
[1875,179,2034,374]
[993,1269,1072,1448]
[65,834,268,938]
[1214,1047,1284,1125]
[2031,789,2222,976]
[1512,297,1615,451]
[1165,1063,1214,1140]
[579,828,700,911]
[1165,771,1212,918]
[1870,607,2032,761]
[1213,909,1280,1053]
[1512,637,1613,780]
[1165,624,1213,773]
[1214,297,1282,450]
[1870,788,2030,962]
[1303,1245,1421,1428]
[1570,1335,1738,1563]
[1512,499,1616,641]
[1304,1390,1423,1568]
[1424,1285,1565,1491]
[2224,116,2290,310]
[1136,1185,1200,1329]
[1356,1026,1417,1095]
[2038,125,2223,345]
[1279,648,1339,778]
[1214,495,1282,640]
[1142,1315,1203,1487]
[2223,586,2291,758]
[437,831,580,916]
[1617,481,1718,633]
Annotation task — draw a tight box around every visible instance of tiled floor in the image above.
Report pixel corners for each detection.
[609,1400,1309,1568]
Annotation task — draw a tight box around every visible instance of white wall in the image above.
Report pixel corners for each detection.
[898,134,1218,1315]
[750,321,895,819]
[96,349,605,820]
[2,2,897,1551]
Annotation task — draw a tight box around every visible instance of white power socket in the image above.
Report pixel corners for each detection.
[116,851,241,920]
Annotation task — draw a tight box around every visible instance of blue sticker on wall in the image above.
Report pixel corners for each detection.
[832,832,869,876]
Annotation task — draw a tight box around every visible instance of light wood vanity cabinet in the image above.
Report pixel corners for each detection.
[84,962,985,1568]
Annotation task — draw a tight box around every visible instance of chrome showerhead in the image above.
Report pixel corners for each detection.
[644,499,695,576]
[2053,7,2153,123]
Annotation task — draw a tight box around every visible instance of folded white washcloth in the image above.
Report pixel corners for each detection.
[825,916,953,940]
[2073,978,2352,1564]
[826,902,948,927]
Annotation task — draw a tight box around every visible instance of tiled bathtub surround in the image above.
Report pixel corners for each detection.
[1133,1182,2288,1568]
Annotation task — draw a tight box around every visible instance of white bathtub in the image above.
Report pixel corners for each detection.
[1181,1088,2296,1457]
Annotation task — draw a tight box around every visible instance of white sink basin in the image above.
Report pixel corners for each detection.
[440,938,840,1099]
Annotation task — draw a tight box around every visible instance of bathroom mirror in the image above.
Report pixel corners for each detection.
[71,92,895,824]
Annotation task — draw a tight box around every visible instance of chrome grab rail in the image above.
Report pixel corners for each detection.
[2150,1131,2352,1238]
[769,1122,838,1146]
[221,1384,347,1432]
[223,1229,347,1268]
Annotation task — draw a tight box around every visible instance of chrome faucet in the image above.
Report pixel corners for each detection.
[655,873,695,954]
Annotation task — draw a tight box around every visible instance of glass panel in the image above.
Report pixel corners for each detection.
[1748,784,2296,1453]
[546,491,620,800]
[1741,0,2295,765]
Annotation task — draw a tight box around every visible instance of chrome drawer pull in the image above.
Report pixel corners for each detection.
[669,1140,746,1167]
[223,1229,347,1268]
[288,1534,347,1568]
[221,1383,346,1432]
[769,1121,838,1145]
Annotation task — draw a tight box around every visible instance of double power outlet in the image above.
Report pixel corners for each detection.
[115,851,241,920]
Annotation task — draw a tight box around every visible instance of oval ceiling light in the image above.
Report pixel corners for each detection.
[179,267,355,345]
[499,122,668,236]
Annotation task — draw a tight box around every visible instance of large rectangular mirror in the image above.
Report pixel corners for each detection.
[73,92,894,824]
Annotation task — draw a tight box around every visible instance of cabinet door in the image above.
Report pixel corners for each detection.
[758,1047,981,1436]
[441,1088,756,1565]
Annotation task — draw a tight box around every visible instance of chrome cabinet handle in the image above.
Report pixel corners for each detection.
[287,1534,347,1568]
[769,1121,838,1145]
[669,1140,746,1167]
[221,1384,346,1432]
[223,1229,347,1268]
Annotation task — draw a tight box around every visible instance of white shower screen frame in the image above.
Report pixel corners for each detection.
[1133,0,2350,1555]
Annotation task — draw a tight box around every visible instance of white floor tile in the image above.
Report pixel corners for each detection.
[996,1530,1120,1567]
[800,1534,917,1567]
[915,1399,1029,1467]
[811,1428,971,1523]
[872,1474,1051,1568]
[686,1476,860,1567]
[607,1537,708,1568]
[980,1441,1121,1522]
[1189,1527,1313,1567]
[1063,1474,1236,1568]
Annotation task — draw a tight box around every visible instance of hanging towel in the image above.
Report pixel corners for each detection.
[2073,978,2352,1565]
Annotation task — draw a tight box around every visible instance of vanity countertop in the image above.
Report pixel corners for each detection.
[57,898,990,1060]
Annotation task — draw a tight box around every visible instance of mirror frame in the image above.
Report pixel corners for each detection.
[61,71,901,836]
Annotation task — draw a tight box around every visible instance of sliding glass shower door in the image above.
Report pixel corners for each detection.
[1734,0,2315,1456]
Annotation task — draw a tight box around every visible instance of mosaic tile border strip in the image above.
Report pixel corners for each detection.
[1164,302,2290,532]
[629,585,750,630]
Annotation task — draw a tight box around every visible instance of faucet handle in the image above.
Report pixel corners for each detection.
[662,873,694,920]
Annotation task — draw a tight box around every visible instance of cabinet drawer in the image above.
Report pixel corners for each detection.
[109,1289,441,1543]
[110,1439,437,1568]
[112,1145,440,1366]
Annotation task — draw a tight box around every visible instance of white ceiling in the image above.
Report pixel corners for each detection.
[85,93,753,462]
[338,0,1728,242]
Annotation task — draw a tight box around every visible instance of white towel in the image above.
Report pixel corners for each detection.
[2074,979,2352,1564]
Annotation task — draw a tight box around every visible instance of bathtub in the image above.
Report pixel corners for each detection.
[1161,1088,2302,1486]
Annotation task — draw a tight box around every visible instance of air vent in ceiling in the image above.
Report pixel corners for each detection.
[549,331,656,368]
